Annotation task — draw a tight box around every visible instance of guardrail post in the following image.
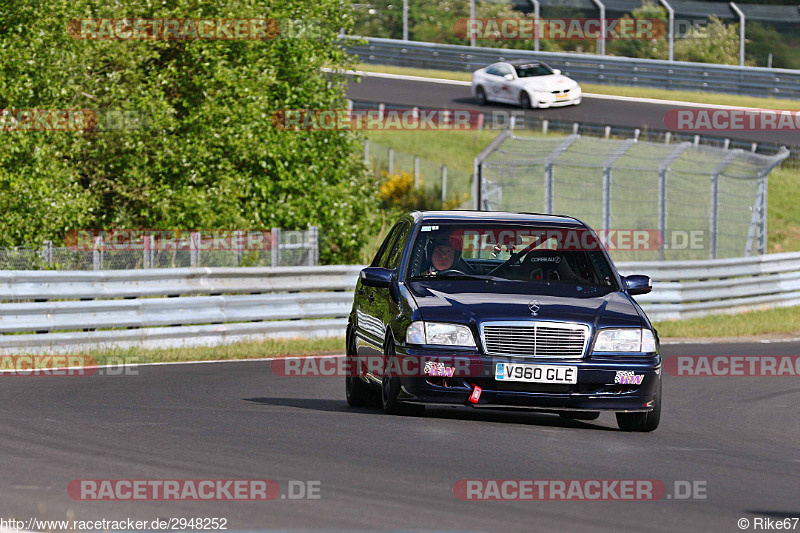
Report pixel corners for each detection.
[271,227,282,267]
[308,226,319,266]
[542,120,548,135]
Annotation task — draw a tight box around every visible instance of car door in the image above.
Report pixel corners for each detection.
[373,221,412,346]
[355,223,404,356]
[483,65,503,102]
[494,64,517,103]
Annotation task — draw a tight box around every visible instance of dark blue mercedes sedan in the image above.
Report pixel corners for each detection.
[345,210,661,431]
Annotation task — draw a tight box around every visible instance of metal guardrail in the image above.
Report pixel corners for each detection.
[2,255,799,353]
[0,266,362,354]
[347,37,800,100]
[617,252,800,320]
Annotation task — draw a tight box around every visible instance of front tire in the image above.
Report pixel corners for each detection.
[345,328,376,407]
[616,379,661,432]
[381,339,424,416]
[520,92,532,109]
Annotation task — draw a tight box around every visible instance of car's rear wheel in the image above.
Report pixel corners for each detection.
[475,86,487,105]
[381,338,424,416]
[520,92,532,109]
[560,411,600,421]
[345,328,375,407]
[616,378,661,432]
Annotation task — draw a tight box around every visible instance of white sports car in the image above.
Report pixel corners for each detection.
[471,60,582,109]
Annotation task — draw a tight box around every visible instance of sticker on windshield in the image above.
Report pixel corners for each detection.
[420,225,439,232]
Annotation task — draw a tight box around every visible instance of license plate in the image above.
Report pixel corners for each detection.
[495,363,577,384]
[556,93,568,99]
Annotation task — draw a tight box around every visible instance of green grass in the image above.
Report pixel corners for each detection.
[83,336,344,366]
[654,306,800,338]
[767,165,800,253]
[354,63,800,111]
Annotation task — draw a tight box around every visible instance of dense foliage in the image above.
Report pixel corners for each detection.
[0,0,377,263]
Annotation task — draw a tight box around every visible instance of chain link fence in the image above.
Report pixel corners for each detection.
[476,132,788,261]
[0,228,319,270]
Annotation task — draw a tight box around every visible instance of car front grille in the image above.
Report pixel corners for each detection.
[481,321,589,358]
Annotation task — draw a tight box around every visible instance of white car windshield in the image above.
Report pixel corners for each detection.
[514,63,554,77]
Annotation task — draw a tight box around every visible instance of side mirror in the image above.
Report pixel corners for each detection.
[360,267,394,288]
[552,69,561,75]
[624,275,652,296]
[503,73,514,81]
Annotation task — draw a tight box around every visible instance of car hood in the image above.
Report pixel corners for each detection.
[518,74,577,91]
[407,280,642,329]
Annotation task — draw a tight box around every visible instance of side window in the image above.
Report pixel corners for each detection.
[385,223,411,269]
[371,223,403,267]
[496,65,513,77]
[485,65,501,76]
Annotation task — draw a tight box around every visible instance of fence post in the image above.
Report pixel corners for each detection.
[190,231,199,267]
[388,148,394,175]
[45,240,53,268]
[658,142,691,260]
[271,227,281,267]
[414,156,420,187]
[308,226,319,266]
[542,119,548,135]
[709,173,719,259]
[441,165,447,205]
[234,230,243,266]
[143,234,150,269]
[93,236,103,271]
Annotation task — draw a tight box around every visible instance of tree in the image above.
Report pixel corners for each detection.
[0,0,377,263]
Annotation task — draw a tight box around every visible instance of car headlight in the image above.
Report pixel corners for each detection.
[592,328,656,353]
[406,321,475,347]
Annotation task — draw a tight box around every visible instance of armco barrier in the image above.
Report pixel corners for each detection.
[346,37,800,99]
[1,255,799,353]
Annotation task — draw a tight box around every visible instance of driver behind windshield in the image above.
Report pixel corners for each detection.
[421,233,468,276]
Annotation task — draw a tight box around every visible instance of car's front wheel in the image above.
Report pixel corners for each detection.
[381,339,424,416]
[345,328,376,407]
[475,86,487,105]
[616,379,661,432]
[520,92,532,109]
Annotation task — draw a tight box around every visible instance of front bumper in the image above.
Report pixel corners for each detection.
[391,347,661,413]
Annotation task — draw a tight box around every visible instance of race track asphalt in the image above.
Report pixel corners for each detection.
[0,341,798,532]
[346,75,800,147]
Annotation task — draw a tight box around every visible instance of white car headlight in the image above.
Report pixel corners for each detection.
[593,328,656,353]
[406,321,475,347]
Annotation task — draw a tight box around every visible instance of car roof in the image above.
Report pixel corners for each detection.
[410,210,586,227]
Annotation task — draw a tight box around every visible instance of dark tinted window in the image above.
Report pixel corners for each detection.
[385,222,411,269]
[514,63,554,77]
[371,223,403,267]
